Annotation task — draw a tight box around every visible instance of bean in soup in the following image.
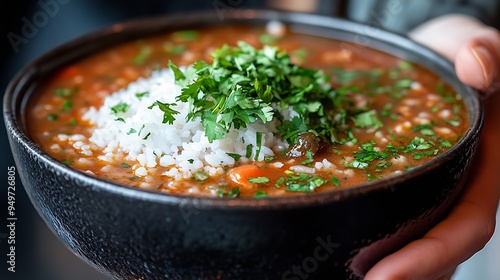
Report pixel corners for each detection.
[28,24,468,198]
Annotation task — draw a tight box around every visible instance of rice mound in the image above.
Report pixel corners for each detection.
[83,68,292,180]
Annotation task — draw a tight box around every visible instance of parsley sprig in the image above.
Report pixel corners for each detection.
[169,41,346,143]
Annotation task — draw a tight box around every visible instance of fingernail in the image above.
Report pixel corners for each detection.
[470,46,495,88]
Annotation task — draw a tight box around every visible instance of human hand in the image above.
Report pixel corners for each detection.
[410,14,500,95]
[365,14,500,280]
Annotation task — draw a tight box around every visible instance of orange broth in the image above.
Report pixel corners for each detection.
[28,25,468,198]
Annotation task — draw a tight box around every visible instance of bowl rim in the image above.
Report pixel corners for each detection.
[3,9,483,209]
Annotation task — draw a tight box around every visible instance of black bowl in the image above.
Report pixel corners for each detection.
[3,10,483,280]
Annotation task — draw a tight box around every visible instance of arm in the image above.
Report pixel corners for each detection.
[365,14,500,280]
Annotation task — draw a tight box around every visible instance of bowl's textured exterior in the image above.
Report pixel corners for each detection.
[4,10,483,280]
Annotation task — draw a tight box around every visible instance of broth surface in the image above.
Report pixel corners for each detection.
[28,24,468,198]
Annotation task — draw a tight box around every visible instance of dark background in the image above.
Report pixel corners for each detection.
[1,1,499,280]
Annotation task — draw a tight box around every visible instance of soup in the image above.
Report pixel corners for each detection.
[28,23,468,198]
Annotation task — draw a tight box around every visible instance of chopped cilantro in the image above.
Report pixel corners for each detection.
[292,48,308,63]
[63,160,71,166]
[381,103,393,117]
[148,101,179,124]
[171,42,345,144]
[193,171,209,182]
[55,87,77,97]
[413,149,439,160]
[248,177,270,184]
[301,151,315,165]
[111,102,130,115]
[397,60,413,70]
[127,128,137,135]
[348,142,389,169]
[254,190,267,198]
[226,153,242,161]
[137,126,147,137]
[47,113,58,121]
[228,187,241,198]
[285,174,327,192]
[404,137,433,153]
[334,68,382,84]
[440,140,453,148]
[245,144,253,159]
[259,33,277,44]
[447,120,461,127]
[163,42,186,55]
[353,110,383,129]
[331,177,340,187]
[394,79,412,90]
[135,91,149,100]
[275,177,285,188]
[436,83,446,95]
[62,100,72,112]
[134,46,152,65]
[120,163,131,168]
[385,143,398,156]
[172,30,198,42]
[413,124,435,136]
[254,132,263,161]
[264,156,275,163]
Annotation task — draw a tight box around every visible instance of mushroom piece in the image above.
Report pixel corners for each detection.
[286,132,323,158]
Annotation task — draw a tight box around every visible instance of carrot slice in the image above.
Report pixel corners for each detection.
[227,164,266,189]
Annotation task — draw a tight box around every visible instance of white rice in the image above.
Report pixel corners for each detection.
[82,68,290,178]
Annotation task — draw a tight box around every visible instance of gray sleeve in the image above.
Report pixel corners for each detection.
[347,0,500,33]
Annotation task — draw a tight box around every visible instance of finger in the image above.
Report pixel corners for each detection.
[436,270,456,280]
[409,14,500,92]
[455,28,500,92]
[364,199,495,280]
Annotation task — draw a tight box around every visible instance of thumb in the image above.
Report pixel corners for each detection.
[409,14,500,93]
[455,32,500,93]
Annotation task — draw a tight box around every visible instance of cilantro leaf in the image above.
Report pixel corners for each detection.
[352,110,383,129]
[148,101,179,125]
[111,102,130,115]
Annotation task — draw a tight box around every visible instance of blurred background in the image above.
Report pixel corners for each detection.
[1,1,499,279]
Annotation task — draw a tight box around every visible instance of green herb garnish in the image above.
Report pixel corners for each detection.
[47,113,58,121]
[164,42,186,55]
[62,100,72,112]
[331,177,340,187]
[348,142,389,169]
[172,30,199,42]
[193,171,209,182]
[170,42,346,144]
[111,102,130,115]
[134,46,152,65]
[135,91,149,100]
[353,110,383,129]
[127,128,137,135]
[148,101,179,124]
[254,190,267,198]
[228,187,241,198]
[226,153,242,161]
